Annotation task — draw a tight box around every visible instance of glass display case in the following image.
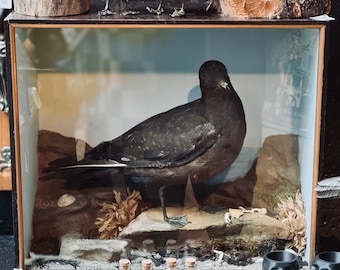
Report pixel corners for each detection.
[5,11,328,269]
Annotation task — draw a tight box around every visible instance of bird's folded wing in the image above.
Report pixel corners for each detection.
[123,121,218,168]
[75,102,220,169]
[45,102,220,171]
[71,121,218,169]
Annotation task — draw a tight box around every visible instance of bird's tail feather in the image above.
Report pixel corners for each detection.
[41,156,125,182]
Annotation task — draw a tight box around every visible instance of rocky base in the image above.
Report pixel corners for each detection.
[32,131,302,259]
[119,207,292,254]
[36,207,292,266]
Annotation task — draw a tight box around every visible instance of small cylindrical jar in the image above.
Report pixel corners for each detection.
[142,258,153,270]
[166,257,177,269]
[185,257,196,269]
[119,258,131,270]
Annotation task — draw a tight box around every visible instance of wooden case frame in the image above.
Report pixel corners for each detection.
[5,11,328,269]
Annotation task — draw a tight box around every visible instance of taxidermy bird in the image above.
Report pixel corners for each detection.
[315,176,340,199]
[44,60,246,227]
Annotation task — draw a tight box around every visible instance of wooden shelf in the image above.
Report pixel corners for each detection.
[5,7,328,27]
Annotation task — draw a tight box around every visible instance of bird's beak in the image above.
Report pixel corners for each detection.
[220,81,229,89]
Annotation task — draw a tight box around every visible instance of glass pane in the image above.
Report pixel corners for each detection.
[14,26,321,268]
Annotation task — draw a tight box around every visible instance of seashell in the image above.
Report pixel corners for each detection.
[251,207,267,214]
[224,212,231,223]
[57,194,76,207]
[229,208,244,219]
[238,206,267,214]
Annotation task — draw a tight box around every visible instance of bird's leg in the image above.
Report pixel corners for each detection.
[159,185,168,221]
[159,185,188,227]
[98,0,114,16]
[170,3,185,17]
[146,0,164,15]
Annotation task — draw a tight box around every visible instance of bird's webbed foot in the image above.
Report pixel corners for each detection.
[165,215,189,228]
[146,1,164,15]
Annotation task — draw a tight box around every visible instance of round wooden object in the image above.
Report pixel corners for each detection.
[141,259,152,270]
[119,259,130,270]
[14,0,90,17]
[185,257,196,268]
[166,258,177,269]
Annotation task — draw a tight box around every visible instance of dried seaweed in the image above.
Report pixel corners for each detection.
[95,189,142,239]
[276,190,306,253]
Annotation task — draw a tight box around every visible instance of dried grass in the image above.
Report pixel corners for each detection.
[276,190,306,253]
[95,189,142,239]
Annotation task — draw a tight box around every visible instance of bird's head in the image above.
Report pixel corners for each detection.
[199,60,232,96]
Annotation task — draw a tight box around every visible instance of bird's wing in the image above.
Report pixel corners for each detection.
[84,102,219,169]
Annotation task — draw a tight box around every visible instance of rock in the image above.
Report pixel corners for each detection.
[199,158,257,210]
[252,134,300,214]
[121,207,225,235]
[59,233,129,262]
[32,130,125,254]
[119,207,292,255]
[38,130,92,172]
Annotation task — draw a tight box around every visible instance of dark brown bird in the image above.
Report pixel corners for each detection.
[44,60,246,227]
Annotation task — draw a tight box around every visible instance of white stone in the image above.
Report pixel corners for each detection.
[59,234,128,262]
